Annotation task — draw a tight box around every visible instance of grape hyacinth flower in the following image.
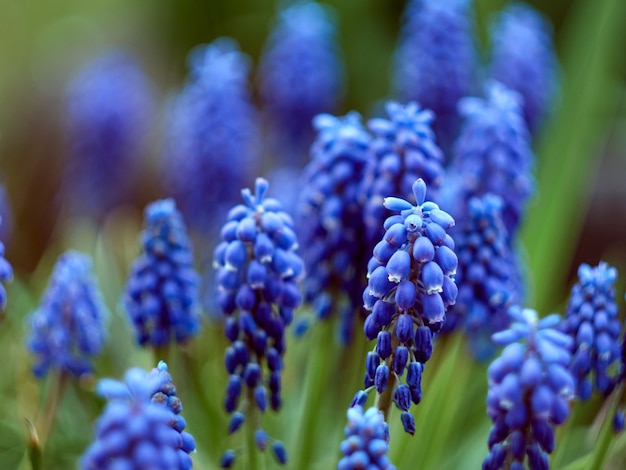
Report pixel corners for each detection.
[64,51,153,218]
[297,112,372,343]
[561,262,621,400]
[443,194,518,360]
[483,308,575,470]
[361,178,458,434]
[258,0,343,167]
[489,2,559,133]
[394,0,477,149]
[165,38,259,232]
[26,251,107,378]
[452,81,534,238]
[0,217,12,315]
[338,406,396,470]
[214,178,302,464]
[362,101,445,248]
[124,198,200,348]
[81,362,195,469]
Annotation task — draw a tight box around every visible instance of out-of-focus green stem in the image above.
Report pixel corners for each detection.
[25,419,42,470]
[37,370,67,450]
[588,384,623,470]
[154,343,170,366]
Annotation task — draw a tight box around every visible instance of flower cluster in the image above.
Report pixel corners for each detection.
[394,0,477,149]
[297,112,372,343]
[561,262,621,399]
[64,51,153,218]
[0,219,12,314]
[484,308,575,470]
[363,101,445,248]
[124,198,200,347]
[213,178,302,462]
[452,82,534,237]
[26,251,107,378]
[443,194,518,360]
[81,362,195,469]
[338,406,396,470]
[362,179,458,434]
[489,2,558,133]
[258,0,343,166]
[165,38,259,231]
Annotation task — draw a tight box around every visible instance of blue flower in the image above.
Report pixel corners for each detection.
[394,0,477,149]
[452,81,534,238]
[297,112,372,343]
[561,262,621,399]
[214,178,303,459]
[443,194,519,360]
[362,179,457,434]
[0,216,13,314]
[81,362,195,469]
[258,0,343,166]
[338,406,396,470]
[124,198,200,347]
[488,3,559,133]
[363,101,445,248]
[26,251,107,378]
[64,50,154,218]
[164,38,259,232]
[483,308,574,469]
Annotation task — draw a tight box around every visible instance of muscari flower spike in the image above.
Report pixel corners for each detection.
[64,50,153,218]
[452,81,534,238]
[394,0,477,149]
[361,178,458,435]
[81,361,195,469]
[124,198,200,347]
[483,308,575,470]
[338,406,396,470]
[561,262,621,400]
[258,0,343,166]
[362,101,445,249]
[489,2,559,133]
[297,111,372,343]
[165,38,259,232]
[0,216,13,315]
[443,194,519,360]
[214,177,302,465]
[26,251,107,378]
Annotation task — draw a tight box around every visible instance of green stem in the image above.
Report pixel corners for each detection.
[154,343,171,366]
[588,384,623,470]
[37,370,67,450]
[246,387,261,470]
[25,419,42,470]
[374,360,397,422]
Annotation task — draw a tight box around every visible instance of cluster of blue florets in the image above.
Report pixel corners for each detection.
[483,308,575,470]
[81,362,195,469]
[26,251,107,378]
[214,178,302,463]
[338,406,396,470]
[362,179,458,434]
[297,112,372,343]
[561,262,621,400]
[124,198,200,347]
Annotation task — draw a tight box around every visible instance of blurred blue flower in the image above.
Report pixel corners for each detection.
[363,101,445,248]
[297,111,372,343]
[0,185,12,243]
[64,50,154,218]
[362,179,457,434]
[489,2,559,133]
[81,362,195,469]
[394,0,477,149]
[164,38,259,232]
[125,198,200,348]
[338,406,396,470]
[561,262,621,400]
[483,308,574,469]
[26,251,107,378]
[0,239,12,315]
[214,178,303,460]
[258,0,343,167]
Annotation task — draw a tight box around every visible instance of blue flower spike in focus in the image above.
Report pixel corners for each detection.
[81,361,195,469]
[124,198,200,356]
[214,177,303,466]
[297,111,372,343]
[0,216,13,317]
[338,406,396,470]
[360,178,458,434]
[483,308,575,470]
[561,262,621,400]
